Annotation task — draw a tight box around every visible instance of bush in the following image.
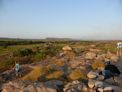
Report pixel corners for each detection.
[14,56,33,64]
[0,58,15,72]
[13,48,33,57]
[34,51,47,61]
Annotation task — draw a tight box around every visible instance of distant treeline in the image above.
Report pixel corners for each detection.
[0,38,102,47]
[0,40,46,46]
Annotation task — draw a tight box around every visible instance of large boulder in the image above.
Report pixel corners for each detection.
[85,52,96,60]
[62,46,72,51]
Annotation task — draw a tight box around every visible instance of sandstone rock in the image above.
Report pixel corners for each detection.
[106,51,113,59]
[89,48,101,52]
[85,52,96,60]
[94,81,103,88]
[2,81,25,92]
[69,58,85,69]
[96,54,106,61]
[63,80,83,92]
[90,45,96,48]
[82,85,89,92]
[110,55,119,62]
[104,87,114,92]
[62,46,72,51]
[2,81,57,92]
[88,80,95,89]
[97,75,105,81]
[45,80,63,90]
[97,88,104,92]
[87,71,98,79]
[24,84,37,92]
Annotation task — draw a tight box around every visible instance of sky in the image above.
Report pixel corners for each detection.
[0,0,122,40]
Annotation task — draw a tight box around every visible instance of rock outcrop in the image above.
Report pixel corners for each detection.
[2,81,57,92]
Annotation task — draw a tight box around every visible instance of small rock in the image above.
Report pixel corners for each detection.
[110,55,119,62]
[85,52,96,60]
[97,88,104,92]
[24,85,36,92]
[62,46,72,51]
[45,80,63,90]
[87,71,98,79]
[63,81,83,92]
[94,81,103,88]
[104,87,114,92]
[88,80,95,89]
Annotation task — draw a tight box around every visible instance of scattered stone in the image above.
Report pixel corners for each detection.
[62,46,72,51]
[110,55,119,62]
[87,71,98,79]
[69,58,85,69]
[45,80,64,91]
[97,88,104,92]
[104,87,114,92]
[89,48,101,52]
[85,52,96,60]
[2,81,57,92]
[88,80,95,89]
[94,81,103,88]
[63,80,83,92]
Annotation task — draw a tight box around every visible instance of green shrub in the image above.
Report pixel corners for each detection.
[13,48,33,57]
[0,58,15,72]
[34,52,46,61]
[14,56,33,64]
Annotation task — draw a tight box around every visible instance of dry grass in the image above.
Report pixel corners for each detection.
[46,70,64,80]
[51,57,65,67]
[22,66,47,81]
[92,60,105,70]
[68,69,87,81]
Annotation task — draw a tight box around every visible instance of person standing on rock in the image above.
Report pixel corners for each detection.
[117,42,122,57]
[15,61,21,77]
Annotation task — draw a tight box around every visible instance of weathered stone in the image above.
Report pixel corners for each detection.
[63,80,83,92]
[2,81,57,92]
[88,80,95,89]
[69,59,85,69]
[97,88,104,92]
[89,48,101,52]
[45,80,63,90]
[24,85,37,92]
[87,71,98,79]
[110,55,119,62]
[94,81,103,88]
[104,87,114,92]
[85,52,96,60]
[62,46,72,51]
